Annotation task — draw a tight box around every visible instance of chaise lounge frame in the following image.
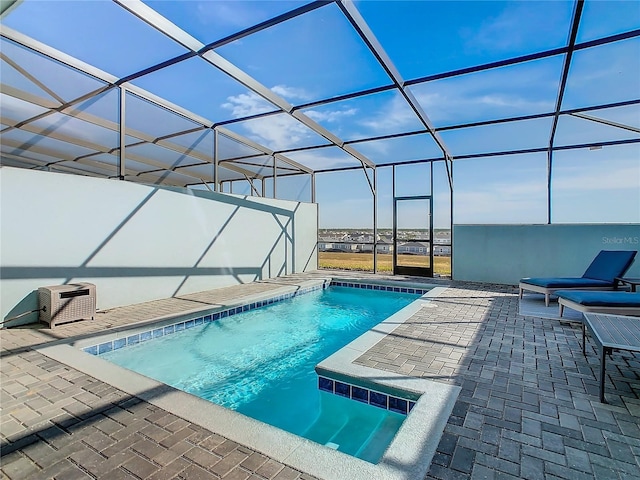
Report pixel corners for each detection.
[519,250,638,307]
[559,296,640,318]
[519,283,615,308]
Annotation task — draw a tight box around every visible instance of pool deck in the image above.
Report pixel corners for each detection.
[2,271,639,479]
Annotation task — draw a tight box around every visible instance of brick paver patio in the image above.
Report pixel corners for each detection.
[1,273,639,479]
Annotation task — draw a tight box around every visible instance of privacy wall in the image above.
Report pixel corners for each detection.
[1,167,318,327]
[453,224,640,285]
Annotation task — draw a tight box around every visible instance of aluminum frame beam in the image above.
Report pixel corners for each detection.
[1,82,273,185]
[115,0,375,171]
[2,0,638,200]
[337,0,453,189]
[569,112,640,135]
[547,0,584,224]
[216,126,313,174]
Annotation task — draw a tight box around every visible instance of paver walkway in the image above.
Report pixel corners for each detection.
[1,273,639,480]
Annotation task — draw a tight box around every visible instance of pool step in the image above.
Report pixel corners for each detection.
[302,392,405,463]
[326,416,376,457]
[355,415,404,463]
[303,413,349,447]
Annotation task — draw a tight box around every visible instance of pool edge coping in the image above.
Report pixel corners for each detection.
[34,279,459,480]
[314,286,460,479]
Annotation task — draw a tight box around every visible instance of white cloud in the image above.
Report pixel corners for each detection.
[270,85,311,102]
[411,58,560,126]
[463,2,568,55]
[305,107,357,123]
[359,94,420,132]
[241,115,312,150]
[286,149,358,170]
[221,91,274,117]
[553,164,640,192]
[196,2,261,29]
[454,187,547,224]
[221,84,313,118]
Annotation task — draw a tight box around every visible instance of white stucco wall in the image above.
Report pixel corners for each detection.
[1,167,318,327]
[453,224,640,285]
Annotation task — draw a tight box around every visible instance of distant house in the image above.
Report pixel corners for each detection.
[358,238,394,253]
[433,245,451,256]
[397,241,430,255]
[320,242,358,252]
[376,238,393,253]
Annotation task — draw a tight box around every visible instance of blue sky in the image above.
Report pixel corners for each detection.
[2,0,639,228]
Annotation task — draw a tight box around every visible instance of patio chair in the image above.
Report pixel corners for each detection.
[519,250,637,306]
[557,290,640,317]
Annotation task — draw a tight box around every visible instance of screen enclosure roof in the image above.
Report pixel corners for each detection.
[1,0,638,190]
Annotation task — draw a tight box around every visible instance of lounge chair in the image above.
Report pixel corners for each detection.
[519,250,637,306]
[557,290,640,317]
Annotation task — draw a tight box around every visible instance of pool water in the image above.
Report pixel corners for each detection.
[101,286,419,462]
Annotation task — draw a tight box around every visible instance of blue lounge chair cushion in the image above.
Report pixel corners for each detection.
[555,290,640,307]
[520,250,637,287]
[581,250,637,282]
[521,277,612,289]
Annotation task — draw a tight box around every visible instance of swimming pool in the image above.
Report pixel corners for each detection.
[40,278,460,480]
[94,284,421,462]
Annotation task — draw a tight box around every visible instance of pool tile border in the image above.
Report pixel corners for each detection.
[318,376,416,415]
[83,283,325,356]
[330,281,430,296]
[83,280,427,357]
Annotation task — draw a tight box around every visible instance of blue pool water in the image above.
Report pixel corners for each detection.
[100,286,419,462]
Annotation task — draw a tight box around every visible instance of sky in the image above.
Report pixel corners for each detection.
[2,0,639,228]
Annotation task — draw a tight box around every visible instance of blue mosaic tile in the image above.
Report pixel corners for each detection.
[389,396,408,415]
[335,381,350,397]
[351,386,369,403]
[90,283,331,357]
[370,391,387,409]
[113,338,126,350]
[84,345,98,355]
[408,401,416,412]
[318,377,334,393]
